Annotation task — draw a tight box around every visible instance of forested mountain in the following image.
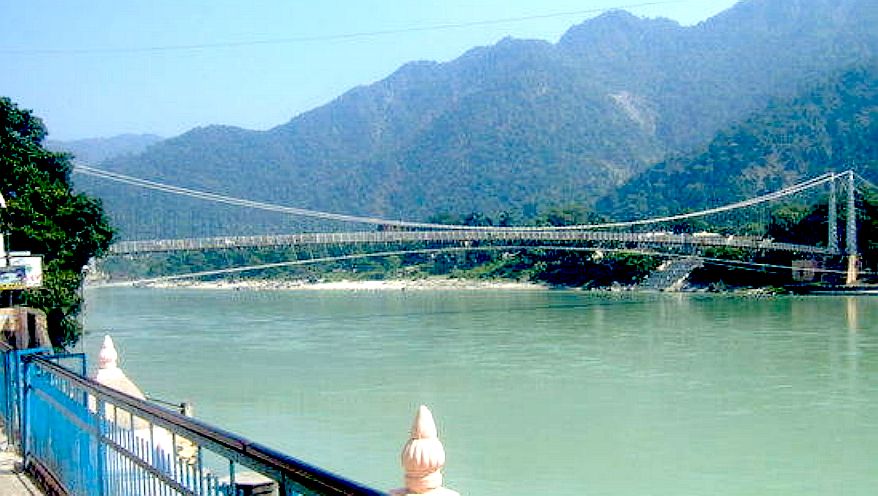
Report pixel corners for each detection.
[76,0,878,239]
[598,66,878,218]
[48,134,163,164]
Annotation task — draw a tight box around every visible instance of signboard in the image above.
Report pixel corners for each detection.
[0,256,43,289]
[11,256,43,288]
[0,266,26,290]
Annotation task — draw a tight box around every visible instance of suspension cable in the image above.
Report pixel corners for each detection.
[855,172,878,192]
[74,164,837,232]
[101,244,869,287]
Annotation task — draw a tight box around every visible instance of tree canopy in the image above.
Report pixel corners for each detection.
[0,97,114,347]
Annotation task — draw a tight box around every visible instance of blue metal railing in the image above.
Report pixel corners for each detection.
[0,347,54,448]
[0,344,385,496]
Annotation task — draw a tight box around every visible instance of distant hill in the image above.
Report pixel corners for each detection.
[597,66,878,218]
[48,134,164,164]
[78,0,878,239]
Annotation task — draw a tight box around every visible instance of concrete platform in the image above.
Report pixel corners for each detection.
[0,449,42,496]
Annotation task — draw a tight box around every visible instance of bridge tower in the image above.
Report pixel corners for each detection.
[828,174,839,253]
[845,170,859,285]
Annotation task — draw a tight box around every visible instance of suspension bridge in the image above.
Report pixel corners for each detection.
[75,165,872,285]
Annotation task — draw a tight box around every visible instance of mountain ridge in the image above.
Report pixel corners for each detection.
[73,0,878,239]
[598,65,878,218]
[48,133,164,164]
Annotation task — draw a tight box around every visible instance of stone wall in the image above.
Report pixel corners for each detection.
[0,307,51,349]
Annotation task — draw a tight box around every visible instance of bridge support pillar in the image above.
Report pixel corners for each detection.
[846,255,860,286]
[845,171,859,286]
[828,175,839,253]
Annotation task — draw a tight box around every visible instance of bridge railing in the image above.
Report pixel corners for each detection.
[0,345,57,448]
[111,229,837,256]
[0,344,385,496]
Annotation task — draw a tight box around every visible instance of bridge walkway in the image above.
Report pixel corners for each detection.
[110,230,837,256]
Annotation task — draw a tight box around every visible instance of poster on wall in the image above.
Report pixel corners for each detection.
[0,256,43,289]
[0,266,26,290]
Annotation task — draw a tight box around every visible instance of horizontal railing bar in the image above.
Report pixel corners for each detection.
[29,357,384,495]
[145,395,186,409]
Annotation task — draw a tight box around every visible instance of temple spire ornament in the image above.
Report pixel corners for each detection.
[391,405,460,495]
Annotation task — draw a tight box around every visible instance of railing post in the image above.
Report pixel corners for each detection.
[19,356,29,461]
[0,349,11,443]
[15,350,40,451]
[95,398,107,496]
[391,405,460,496]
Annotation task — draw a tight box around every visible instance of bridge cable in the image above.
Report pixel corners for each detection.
[101,245,869,287]
[854,173,878,193]
[75,164,836,232]
[3,1,681,55]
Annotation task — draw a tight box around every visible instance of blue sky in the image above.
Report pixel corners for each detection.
[2,0,739,140]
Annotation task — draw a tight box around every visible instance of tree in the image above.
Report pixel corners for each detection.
[538,205,604,227]
[0,97,114,347]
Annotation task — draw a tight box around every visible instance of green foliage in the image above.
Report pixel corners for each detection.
[527,251,660,288]
[0,97,114,347]
[102,241,661,290]
[768,203,829,247]
[858,190,878,270]
[536,205,605,227]
[702,247,749,262]
[600,66,878,218]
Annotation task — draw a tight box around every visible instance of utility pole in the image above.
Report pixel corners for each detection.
[828,174,838,253]
[846,170,859,285]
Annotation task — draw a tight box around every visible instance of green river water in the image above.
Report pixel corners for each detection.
[80,288,878,495]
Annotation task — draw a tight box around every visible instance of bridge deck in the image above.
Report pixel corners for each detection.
[110,230,837,256]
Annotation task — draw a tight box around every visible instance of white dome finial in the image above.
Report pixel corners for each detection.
[98,335,118,370]
[392,405,459,495]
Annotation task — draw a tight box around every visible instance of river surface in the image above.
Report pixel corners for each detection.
[80,288,878,495]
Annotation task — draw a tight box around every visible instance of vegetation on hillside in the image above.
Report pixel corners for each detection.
[599,66,878,219]
[99,193,878,291]
[70,0,878,240]
[95,63,878,291]
[0,98,114,347]
[47,134,163,164]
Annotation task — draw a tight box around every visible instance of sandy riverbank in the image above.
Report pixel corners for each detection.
[127,277,549,291]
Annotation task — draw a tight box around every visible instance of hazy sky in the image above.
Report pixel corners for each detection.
[2,0,740,140]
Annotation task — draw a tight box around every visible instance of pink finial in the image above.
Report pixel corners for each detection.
[94,335,146,399]
[392,406,460,495]
[98,335,118,370]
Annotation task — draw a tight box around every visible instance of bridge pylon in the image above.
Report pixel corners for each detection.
[844,170,859,285]
[828,174,838,253]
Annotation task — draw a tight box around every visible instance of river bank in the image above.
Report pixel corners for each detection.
[130,277,548,291]
[93,277,787,295]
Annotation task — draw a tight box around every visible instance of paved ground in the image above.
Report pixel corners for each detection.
[0,434,42,496]
[0,449,42,496]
